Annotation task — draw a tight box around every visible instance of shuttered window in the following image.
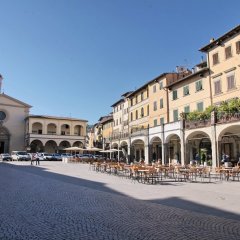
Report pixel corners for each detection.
[172,90,178,100]
[225,46,232,59]
[173,109,179,122]
[160,98,163,109]
[214,80,221,94]
[184,106,190,113]
[160,117,164,125]
[212,53,219,65]
[154,119,158,127]
[153,101,157,111]
[196,80,203,92]
[236,41,240,54]
[183,85,189,96]
[159,81,163,90]
[227,74,235,90]
[197,102,204,112]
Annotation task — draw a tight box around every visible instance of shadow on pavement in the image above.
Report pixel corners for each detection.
[2,162,240,222]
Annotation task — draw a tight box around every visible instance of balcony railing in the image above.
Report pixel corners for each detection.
[216,112,240,124]
[185,119,211,130]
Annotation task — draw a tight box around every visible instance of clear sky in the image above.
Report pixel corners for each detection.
[0,0,239,125]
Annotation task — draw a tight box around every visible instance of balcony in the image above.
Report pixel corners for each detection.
[185,119,211,130]
[216,112,240,124]
[27,133,85,141]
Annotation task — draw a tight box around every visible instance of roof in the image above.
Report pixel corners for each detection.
[27,114,88,122]
[0,93,32,108]
[111,98,124,107]
[127,72,169,98]
[200,25,240,52]
[98,115,113,124]
[166,68,209,88]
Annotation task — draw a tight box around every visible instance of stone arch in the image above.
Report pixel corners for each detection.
[32,122,43,134]
[164,134,181,165]
[149,136,162,163]
[47,123,57,135]
[59,140,71,152]
[30,139,44,152]
[0,126,10,153]
[186,131,212,165]
[61,124,70,136]
[131,139,145,162]
[45,140,57,153]
[74,125,83,136]
[73,141,83,148]
[217,124,240,165]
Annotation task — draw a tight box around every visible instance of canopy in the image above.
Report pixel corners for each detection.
[85,147,102,152]
[64,147,84,151]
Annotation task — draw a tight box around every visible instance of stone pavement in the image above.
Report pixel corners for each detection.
[0,161,240,240]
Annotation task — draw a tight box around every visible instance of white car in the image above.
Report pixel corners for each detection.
[37,153,53,161]
[11,151,31,161]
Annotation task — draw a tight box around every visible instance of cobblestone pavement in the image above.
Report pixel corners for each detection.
[0,162,240,240]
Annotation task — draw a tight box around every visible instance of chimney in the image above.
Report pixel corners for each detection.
[210,38,215,43]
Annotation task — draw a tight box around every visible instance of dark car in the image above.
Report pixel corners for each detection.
[0,153,13,161]
[51,153,62,161]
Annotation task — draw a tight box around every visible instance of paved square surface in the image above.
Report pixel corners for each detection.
[0,161,240,239]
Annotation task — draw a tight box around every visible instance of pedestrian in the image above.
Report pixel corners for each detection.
[35,153,40,165]
[30,153,34,165]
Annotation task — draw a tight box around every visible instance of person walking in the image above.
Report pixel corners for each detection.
[35,153,40,166]
[30,153,34,165]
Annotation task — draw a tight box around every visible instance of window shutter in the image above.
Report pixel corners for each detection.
[227,75,235,90]
[236,41,240,54]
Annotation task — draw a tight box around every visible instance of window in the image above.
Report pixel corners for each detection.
[184,106,190,113]
[225,46,232,59]
[153,101,157,111]
[214,79,221,95]
[141,107,144,117]
[197,102,204,112]
[172,90,178,100]
[154,119,158,127]
[131,99,133,106]
[236,41,240,54]
[116,119,118,126]
[135,96,138,104]
[120,118,122,124]
[0,111,6,120]
[141,92,144,101]
[153,85,156,93]
[130,112,133,121]
[159,81,163,90]
[160,117,164,125]
[196,80,203,92]
[173,109,179,122]
[212,53,219,65]
[147,105,149,115]
[183,85,189,96]
[160,98,163,109]
[135,110,138,119]
[227,74,235,90]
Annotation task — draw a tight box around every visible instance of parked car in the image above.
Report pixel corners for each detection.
[37,153,53,161]
[11,151,31,161]
[61,153,72,158]
[51,153,62,161]
[0,153,12,161]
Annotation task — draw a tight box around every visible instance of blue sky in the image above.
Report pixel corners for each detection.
[0,0,239,124]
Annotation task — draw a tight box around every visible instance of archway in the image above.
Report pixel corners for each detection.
[131,139,145,162]
[45,140,57,153]
[149,136,162,163]
[32,122,43,134]
[0,126,10,153]
[73,141,83,148]
[61,124,70,135]
[47,123,57,135]
[186,131,212,165]
[218,125,240,166]
[30,140,44,152]
[165,134,181,165]
[59,141,71,153]
[74,125,83,136]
